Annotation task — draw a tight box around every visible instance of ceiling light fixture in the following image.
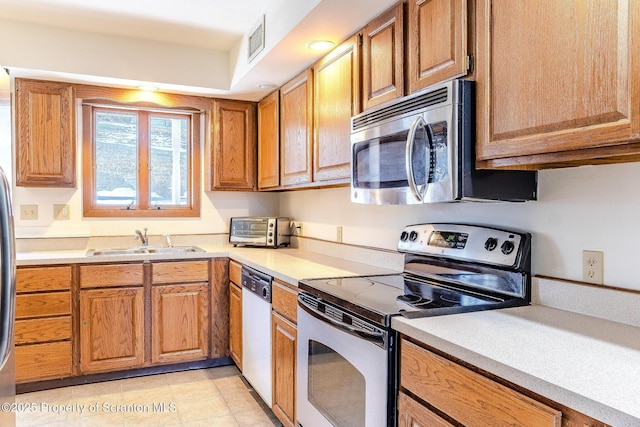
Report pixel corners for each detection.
[138,85,158,92]
[258,83,277,90]
[307,40,335,51]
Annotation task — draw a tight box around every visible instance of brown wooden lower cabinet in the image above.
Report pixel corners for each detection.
[15,259,224,384]
[271,280,298,427]
[397,391,455,427]
[15,342,73,383]
[228,280,242,368]
[152,283,209,364]
[15,265,74,383]
[272,312,297,427]
[79,287,145,373]
[399,337,611,427]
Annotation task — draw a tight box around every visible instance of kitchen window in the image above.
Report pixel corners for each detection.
[82,102,201,217]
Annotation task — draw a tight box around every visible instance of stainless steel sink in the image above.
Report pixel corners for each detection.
[144,246,205,254]
[86,246,205,256]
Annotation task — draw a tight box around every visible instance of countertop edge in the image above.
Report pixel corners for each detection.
[392,308,640,427]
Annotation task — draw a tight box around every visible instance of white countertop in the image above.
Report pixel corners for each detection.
[393,304,640,426]
[228,247,398,284]
[15,245,400,285]
[16,246,640,425]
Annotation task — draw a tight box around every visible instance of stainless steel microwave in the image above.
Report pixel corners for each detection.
[229,217,291,248]
[350,79,537,205]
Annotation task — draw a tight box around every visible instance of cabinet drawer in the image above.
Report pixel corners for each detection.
[15,341,73,383]
[152,261,209,284]
[16,292,71,319]
[398,391,455,427]
[272,280,298,323]
[229,261,242,285]
[80,263,144,288]
[400,339,562,426]
[16,266,71,292]
[15,316,72,344]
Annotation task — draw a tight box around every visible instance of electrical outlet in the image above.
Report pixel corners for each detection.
[20,204,38,220]
[54,204,70,220]
[582,250,604,285]
[337,226,343,243]
[296,222,303,236]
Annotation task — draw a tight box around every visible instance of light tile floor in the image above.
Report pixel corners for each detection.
[14,366,282,427]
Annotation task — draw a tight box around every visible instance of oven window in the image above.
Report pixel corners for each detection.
[308,341,365,427]
[230,220,268,238]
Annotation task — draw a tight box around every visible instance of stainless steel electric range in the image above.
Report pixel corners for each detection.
[296,223,532,427]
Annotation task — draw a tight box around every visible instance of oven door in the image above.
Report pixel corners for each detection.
[296,295,389,427]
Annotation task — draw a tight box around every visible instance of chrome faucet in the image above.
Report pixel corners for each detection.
[135,228,148,246]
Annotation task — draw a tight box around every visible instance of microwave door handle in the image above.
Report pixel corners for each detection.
[406,116,429,202]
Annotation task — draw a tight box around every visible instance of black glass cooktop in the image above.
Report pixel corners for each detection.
[298,273,523,326]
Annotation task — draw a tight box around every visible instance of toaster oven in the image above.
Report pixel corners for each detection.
[229,217,291,248]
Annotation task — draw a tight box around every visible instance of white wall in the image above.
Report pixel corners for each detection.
[279,162,640,291]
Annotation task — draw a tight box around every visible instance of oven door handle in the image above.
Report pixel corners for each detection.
[298,297,386,347]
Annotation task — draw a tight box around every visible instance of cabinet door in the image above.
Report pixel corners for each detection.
[15,79,75,187]
[476,0,640,169]
[258,90,280,190]
[152,283,209,364]
[407,0,469,93]
[363,3,405,109]
[280,69,314,187]
[80,287,145,373]
[313,34,361,183]
[229,281,242,369]
[209,99,257,190]
[272,312,297,427]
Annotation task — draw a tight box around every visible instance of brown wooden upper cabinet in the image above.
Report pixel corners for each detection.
[208,99,257,191]
[313,34,361,183]
[257,90,280,190]
[280,69,314,188]
[362,3,405,109]
[475,0,640,170]
[407,0,470,94]
[15,79,76,188]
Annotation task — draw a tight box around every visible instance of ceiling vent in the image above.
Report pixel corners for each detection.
[247,15,265,62]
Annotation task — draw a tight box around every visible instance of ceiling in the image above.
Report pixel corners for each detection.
[0,0,398,100]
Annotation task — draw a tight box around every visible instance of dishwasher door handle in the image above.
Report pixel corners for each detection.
[298,296,386,348]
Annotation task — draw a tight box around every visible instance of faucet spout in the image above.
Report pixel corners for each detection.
[135,228,148,246]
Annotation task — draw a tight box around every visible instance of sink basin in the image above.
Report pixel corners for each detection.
[86,246,205,256]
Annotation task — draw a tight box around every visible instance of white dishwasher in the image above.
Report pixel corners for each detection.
[241,265,273,407]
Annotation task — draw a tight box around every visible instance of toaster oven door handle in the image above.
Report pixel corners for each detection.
[406,115,429,202]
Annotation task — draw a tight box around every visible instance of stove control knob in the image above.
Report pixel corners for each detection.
[409,231,419,241]
[400,231,409,241]
[484,237,498,251]
[501,240,515,255]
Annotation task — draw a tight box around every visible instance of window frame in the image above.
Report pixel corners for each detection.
[82,102,202,218]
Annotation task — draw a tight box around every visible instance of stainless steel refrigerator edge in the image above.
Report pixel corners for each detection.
[0,166,16,426]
